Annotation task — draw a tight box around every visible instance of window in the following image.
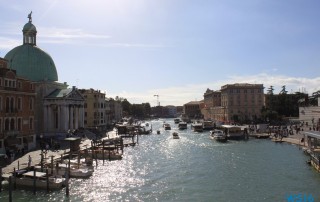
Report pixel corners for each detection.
[29,117,33,130]
[29,98,34,110]
[17,97,22,111]
[18,118,22,131]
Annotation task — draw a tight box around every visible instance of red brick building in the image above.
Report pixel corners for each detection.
[0,57,36,154]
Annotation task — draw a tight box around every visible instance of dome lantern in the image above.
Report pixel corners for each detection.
[23,11,37,45]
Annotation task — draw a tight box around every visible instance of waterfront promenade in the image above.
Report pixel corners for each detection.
[2,130,119,175]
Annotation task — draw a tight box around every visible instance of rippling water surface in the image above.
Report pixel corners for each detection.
[1,118,320,201]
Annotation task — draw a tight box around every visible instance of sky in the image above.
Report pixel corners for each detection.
[1,0,320,106]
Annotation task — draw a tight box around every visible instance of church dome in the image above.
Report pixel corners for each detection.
[4,12,58,82]
[4,45,58,82]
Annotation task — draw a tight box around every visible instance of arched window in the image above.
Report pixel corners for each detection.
[10,97,14,112]
[5,97,9,113]
[18,118,22,131]
[10,118,15,130]
[5,118,9,131]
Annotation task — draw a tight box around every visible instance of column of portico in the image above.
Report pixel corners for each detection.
[80,105,84,128]
[47,105,52,132]
[74,105,79,129]
[44,105,48,132]
[70,105,74,130]
[63,104,68,131]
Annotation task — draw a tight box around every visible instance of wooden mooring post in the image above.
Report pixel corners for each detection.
[9,176,12,202]
[0,167,2,192]
[46,169,49,193]
[102,141,105,165]
[13,167,16,190]
[33,169,36,195]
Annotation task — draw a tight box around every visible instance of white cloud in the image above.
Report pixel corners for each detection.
[107,74,320,106]
[0,37,20,51]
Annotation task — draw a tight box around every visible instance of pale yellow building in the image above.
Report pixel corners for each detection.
[79,89,107,130]
[203,83,264,123]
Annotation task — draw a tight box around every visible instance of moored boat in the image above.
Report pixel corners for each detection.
[192,123,203,132]
[178,122,188,130]
[174,118,181,124]
[202,120,215,130]
[210,129,227,142]
[10,170,66,190]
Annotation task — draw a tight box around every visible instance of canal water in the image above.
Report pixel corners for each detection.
[1,118,320,201]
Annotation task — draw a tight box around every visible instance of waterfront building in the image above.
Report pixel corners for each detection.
[105,98,123,124]
[202,88,221,120]
[165,105,177,118]
[202,83,264,123]
[0,58,36,153]
[219,83,264,123]
[183,101,203,119]
[79,89,107,131]
[3,13,84,141]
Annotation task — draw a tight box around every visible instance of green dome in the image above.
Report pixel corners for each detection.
[4,44,58,82]
[23,22,37,32]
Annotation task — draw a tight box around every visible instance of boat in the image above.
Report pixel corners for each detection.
[221,125,248,140]
[10,170,66,190]
[191,123,203,132]
[157,130,160,134]
[178,122,188,130]
[172,132,180,139]
[163,123,171,130]
[174,118,181,124]
[202,120,215,130]
[210,129,227,142]
[81,149,123,160]
[36,162,94,178]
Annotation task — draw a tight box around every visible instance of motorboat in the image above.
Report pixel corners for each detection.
[192,123,203,132]
[36,162,94,178]
[210,129,227,142]
[178,122,188,130]
[174,118,181,124]
[163,123,171,130]
[172,132,180,139]
[202,120,215,130]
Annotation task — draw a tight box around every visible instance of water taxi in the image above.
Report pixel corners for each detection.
[192,123,203,132]
[174,118,181,124]
[163,123,171,130]
[221,125,248,140]
[202,120,214,130]
[178,122,188,130]
[210,129,227,142]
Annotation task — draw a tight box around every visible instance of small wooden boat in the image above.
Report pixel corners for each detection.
[10,170,66,190]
